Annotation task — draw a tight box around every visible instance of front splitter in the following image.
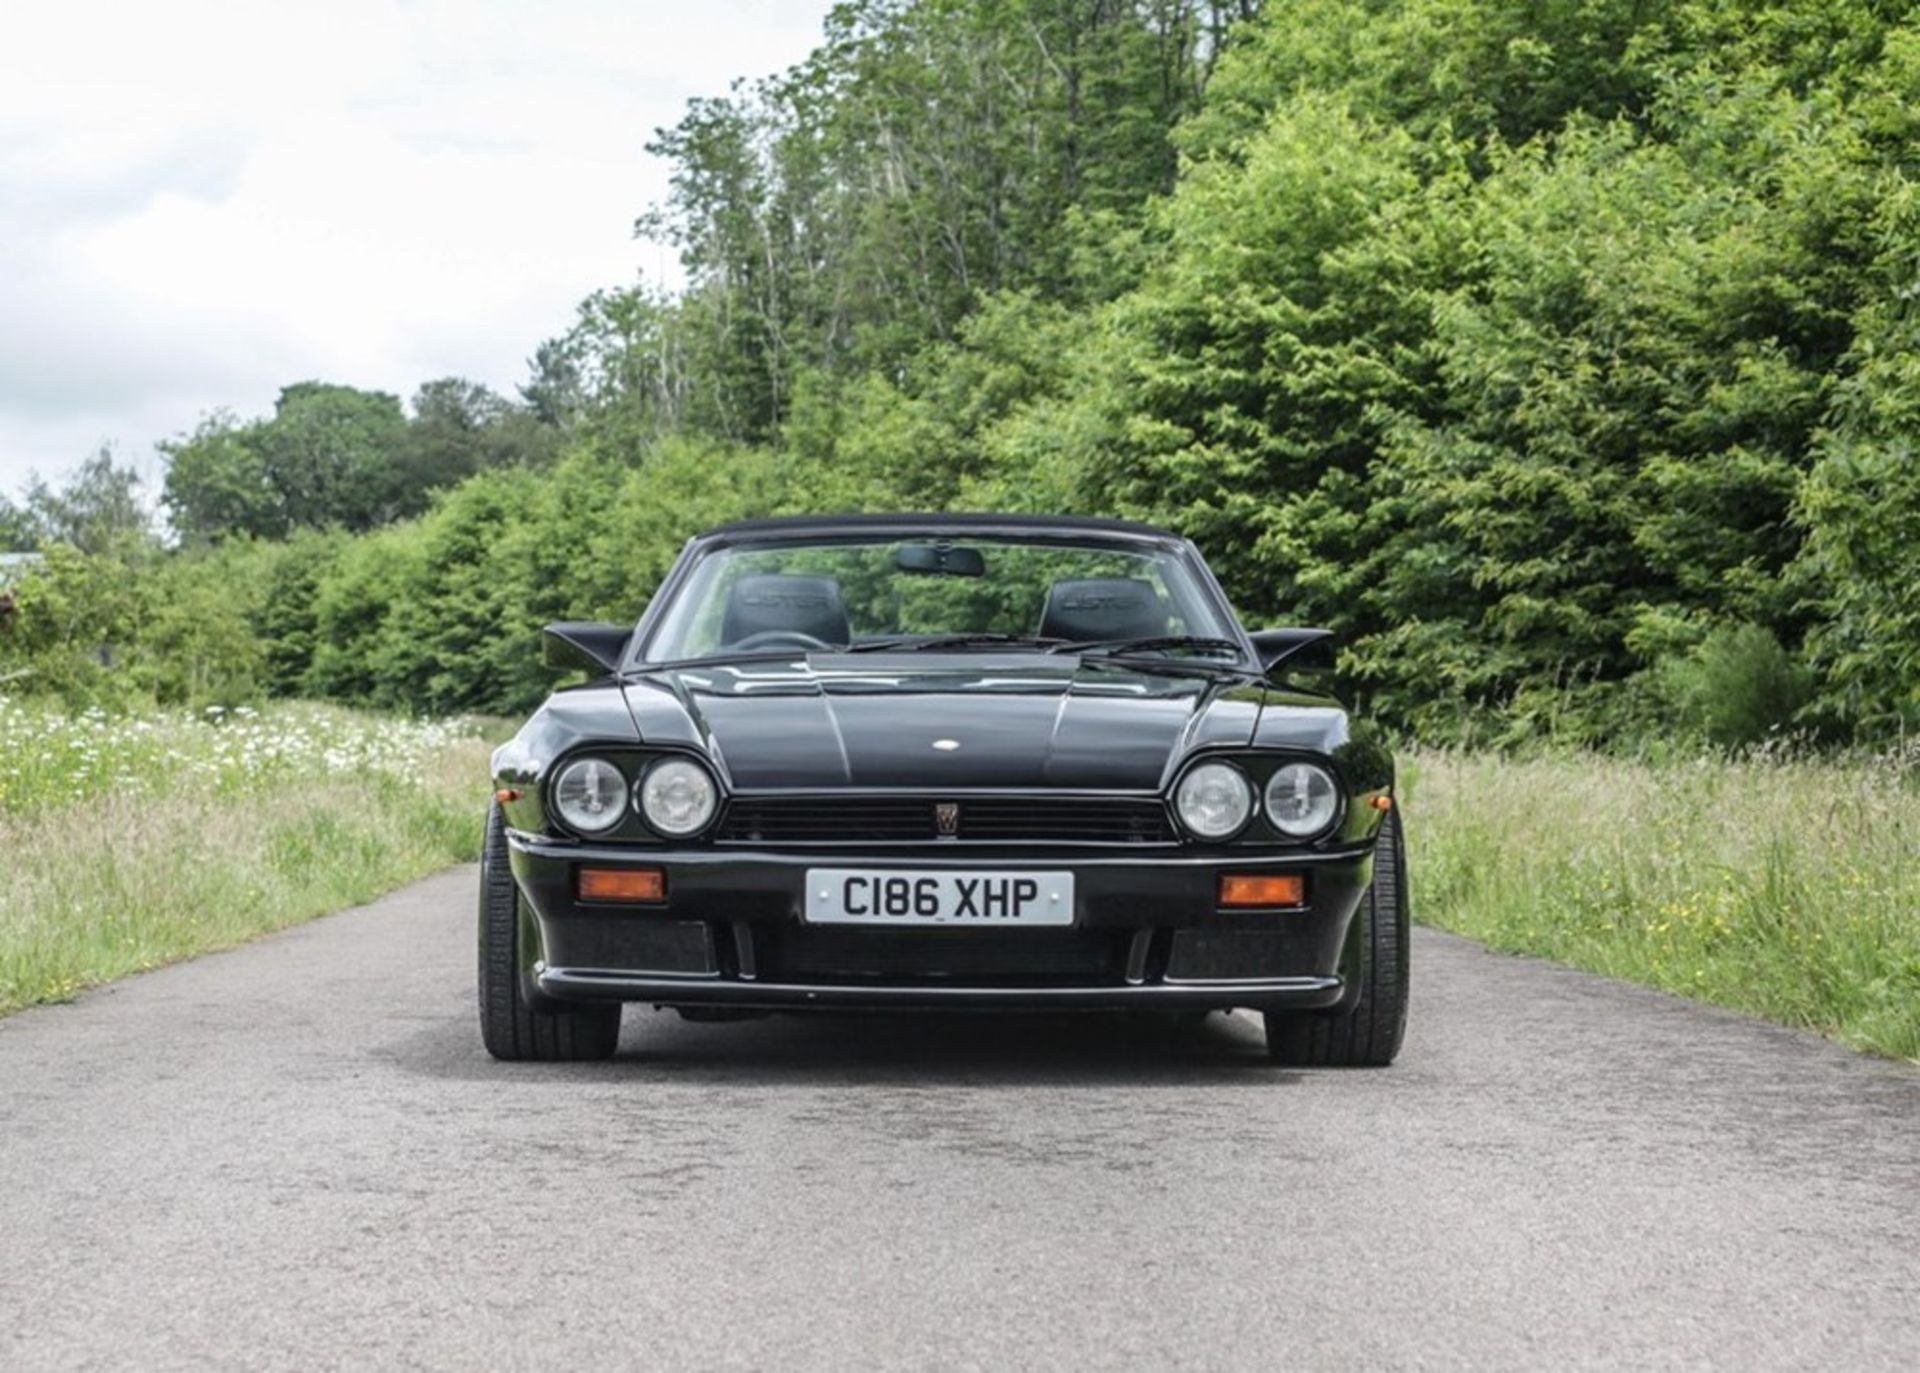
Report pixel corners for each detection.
[537,967,1344,1012]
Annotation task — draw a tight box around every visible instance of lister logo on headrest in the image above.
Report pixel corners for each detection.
[1064,593,1143,610]
[743,593,830,610]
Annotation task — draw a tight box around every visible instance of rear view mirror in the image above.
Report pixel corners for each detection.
[895,543,986,577]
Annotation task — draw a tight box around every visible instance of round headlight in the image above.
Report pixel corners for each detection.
[638,758,719,836]
[551,756,627,834]
[1265,762,1339,838]
[1174,762,1254,839]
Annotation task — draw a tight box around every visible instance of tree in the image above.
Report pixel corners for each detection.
[163,381,558,543]
[401,378,556,504]
[521,339,589,427]
[975,0,1911,739]
[248,382,410,531]
[1796,177,1920,734]
[160,385,407,539]
[161,411,282,542]
[0,495,37,551]
[23,447,151,554]
[585,0,1254,446]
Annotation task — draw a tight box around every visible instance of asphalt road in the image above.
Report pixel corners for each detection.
[2,867,1916,1370]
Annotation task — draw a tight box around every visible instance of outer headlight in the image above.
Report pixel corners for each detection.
[638,757,719,837]
[551,756,627,834]
[1265,762,1339,838]
[1174,761,1254,839]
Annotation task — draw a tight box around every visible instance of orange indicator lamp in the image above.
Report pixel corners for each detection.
[578,867,667,903]
[1218,873,1308,909]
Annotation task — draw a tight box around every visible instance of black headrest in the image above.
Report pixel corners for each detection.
[720,574,851,647]
[1039,577,1167,643]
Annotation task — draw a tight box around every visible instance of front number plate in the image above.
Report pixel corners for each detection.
[804,869,1074,927]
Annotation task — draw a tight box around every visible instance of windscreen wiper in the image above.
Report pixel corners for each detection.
[644,649,829,672]
[1048,635,1245,659]
[846,633,1071,653]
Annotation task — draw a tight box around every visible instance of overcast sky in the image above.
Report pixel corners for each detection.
[0,0,832,499]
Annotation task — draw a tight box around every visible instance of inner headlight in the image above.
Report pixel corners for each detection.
[1265,762,1339,838]
[551,756,627,834]
[1174,762,1254,839]
[638,757,719,836]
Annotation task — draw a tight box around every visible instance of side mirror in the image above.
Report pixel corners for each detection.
[543,622,632,676]
[1249,627,1336,676]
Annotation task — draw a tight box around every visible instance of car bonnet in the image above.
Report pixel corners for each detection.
[620,654,1268,792]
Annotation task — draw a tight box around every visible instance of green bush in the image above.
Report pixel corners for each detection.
[0,545,146,706]
[0,542,274,711]
[127,544,271,708]
[1657,622,1815,749]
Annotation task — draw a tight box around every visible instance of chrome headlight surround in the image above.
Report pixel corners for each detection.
[1172,760,1256,840]
[549,755,629,836]
[636,756,720,838]
[1263,760,1341,840]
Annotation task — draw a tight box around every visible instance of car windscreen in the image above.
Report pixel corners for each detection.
[640,536,1237,664]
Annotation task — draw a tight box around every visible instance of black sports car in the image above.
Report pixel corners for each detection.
[482,514,1406,1065]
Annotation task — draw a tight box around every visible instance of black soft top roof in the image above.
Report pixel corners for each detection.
[695,511,1183,544]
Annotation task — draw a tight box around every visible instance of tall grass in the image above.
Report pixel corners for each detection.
[0,699,493,1015]
[1405,747,1920,1061]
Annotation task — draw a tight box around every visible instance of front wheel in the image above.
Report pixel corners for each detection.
[477,802,621,1061]
[1264,809,1409,1067]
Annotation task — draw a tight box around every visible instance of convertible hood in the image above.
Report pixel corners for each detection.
[621,655,1271,792]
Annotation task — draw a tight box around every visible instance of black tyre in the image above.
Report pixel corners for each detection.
[477,802,621,1061]
[1264,809,1409,1067]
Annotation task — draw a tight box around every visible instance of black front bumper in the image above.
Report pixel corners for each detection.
[506,836,1373,1013]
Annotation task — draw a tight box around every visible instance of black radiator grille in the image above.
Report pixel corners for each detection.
[758,925,1128,985]
[961,799,1173,844]
[714,796,1175,845]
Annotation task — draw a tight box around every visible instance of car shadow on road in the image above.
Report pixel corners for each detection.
[382,1008,1303,1088]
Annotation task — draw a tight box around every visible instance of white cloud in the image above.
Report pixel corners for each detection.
[0,0,831,499]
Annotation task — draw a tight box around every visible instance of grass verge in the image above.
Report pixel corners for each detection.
[1404,747,1920,1062]
[0,699,493,1016]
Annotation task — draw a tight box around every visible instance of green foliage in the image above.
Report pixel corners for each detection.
[125,544,272,708]
[16,449,151,555]
[255,529,350,692]
[0,540,266,709]
[988,0,1918,743]
[304,528,420,707]
[13,0,1920,747]
[156,413,281,542]
[781,291,1087,510]
[1795,171,1920,735]
[406,377,560,492]
[0,545,146,703]
[288,439,804,714]
[161,379,557,541]
[1656,622,1815,749]
[0,497,32,551]
[240,382,410,531]
[1180,0,1670,159]
[622,0,1243,442]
